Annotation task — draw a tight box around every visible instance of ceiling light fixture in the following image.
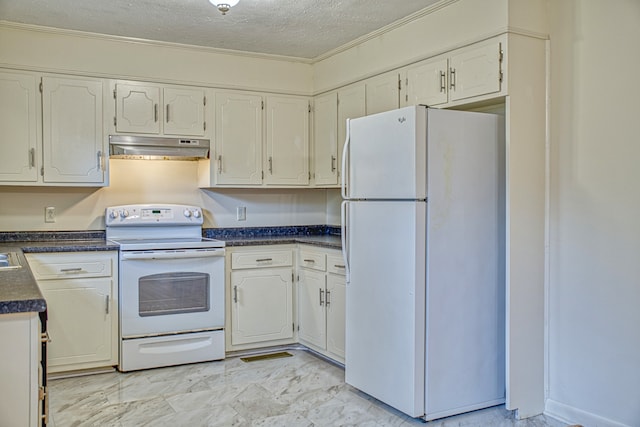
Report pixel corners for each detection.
[209,0,239,15]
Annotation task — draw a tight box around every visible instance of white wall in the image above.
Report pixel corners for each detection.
[546,1,640,426]
[0,160,330,231]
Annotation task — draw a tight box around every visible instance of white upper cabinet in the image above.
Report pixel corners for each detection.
[42,76,106,184]
[402,36,505,107]
[312,92,338,186]
[448,41,503,102]
[405,58,449,107]
[265,95,310,186]
[163,87,206,136]
[213,92,263,186]
[114,82,207,137]
[0,71,39,183]
[0,70,108,186]
[200,91,311,188]
[365,71,400,115]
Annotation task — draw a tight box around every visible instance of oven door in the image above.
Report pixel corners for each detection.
[119,248,225,338]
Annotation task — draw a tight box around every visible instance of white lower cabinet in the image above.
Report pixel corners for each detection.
[25,251,118,373]
[297,246,346,363]
[0,312,41,427]
[227,246,295,350]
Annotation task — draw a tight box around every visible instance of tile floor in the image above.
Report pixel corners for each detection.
[48,350,567,427]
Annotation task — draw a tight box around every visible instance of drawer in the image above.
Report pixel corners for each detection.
[231,249,292,270]
[327,254,347,276]
[298,250,326,271]
[26,252,115,280]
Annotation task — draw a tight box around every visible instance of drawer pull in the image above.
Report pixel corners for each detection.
[60,267,83,273]
[319,288,325,306]
[303,259,315,263]
[233,285,238,303]
[255,258,273,262]
[326,290,331,307]
[334,264,345,269]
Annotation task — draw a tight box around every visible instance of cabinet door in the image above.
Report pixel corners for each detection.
[337,84,365,182]
[365,72,400,116]
[297,269,327,349]
[163,87,206,136]
[449,41,502,102]
[405,58,449,107]
[265,96,309,186]
[231,267,293,345]
[313,92,338,186]
[214,92,263,185]
[41,277,114,369]
[326,273,346,361]
[0,72,39,183]
[42,76,106,184]
[115,83,161,134]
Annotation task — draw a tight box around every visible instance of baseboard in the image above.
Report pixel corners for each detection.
[545,398,632,427]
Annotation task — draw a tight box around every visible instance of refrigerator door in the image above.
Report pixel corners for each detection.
[346,105,427,200]
[345,200,426,417]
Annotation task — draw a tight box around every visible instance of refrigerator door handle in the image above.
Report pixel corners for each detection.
[341,118,351,200]
[340,200,350,283]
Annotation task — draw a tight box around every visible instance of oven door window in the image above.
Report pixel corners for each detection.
[138,272,210,317]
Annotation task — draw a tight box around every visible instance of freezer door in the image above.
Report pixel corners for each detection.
[347,105,427,200]
[344,200,426,417]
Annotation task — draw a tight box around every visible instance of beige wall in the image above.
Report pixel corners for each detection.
[546,1,640,426]
[0,160,330,231]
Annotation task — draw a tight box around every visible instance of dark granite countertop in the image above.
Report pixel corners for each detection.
[204,225,341,249]
[0,233,120,315]
[0,226,341,315]
[222,234,342,249]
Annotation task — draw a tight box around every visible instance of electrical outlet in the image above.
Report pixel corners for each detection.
[236,206,246,221]
[45,206,56,223]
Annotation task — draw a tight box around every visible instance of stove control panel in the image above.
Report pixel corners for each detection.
[105,204,204,227]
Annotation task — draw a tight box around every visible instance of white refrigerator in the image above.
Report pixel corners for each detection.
[340,105,505,421]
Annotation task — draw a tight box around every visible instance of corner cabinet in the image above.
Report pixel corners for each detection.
[311,83,366,188]
[402,36,505,107]
[113,81,208,137]
[0,70,108,186]
[25,251,118,374]
[200,92,311,188]
[226,246,295,351]
[297,246,346,363]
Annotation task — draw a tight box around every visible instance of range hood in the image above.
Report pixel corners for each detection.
[109,135,210,160]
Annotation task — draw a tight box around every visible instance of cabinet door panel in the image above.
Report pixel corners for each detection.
[215,92,263,185]
[365,72,399,116]
[0,72,39,182]
[449,42,502,102]
[313,92,338,186]
[326,274,346,361]
[406,58,449,107]
[164,87,206,136]
[41,277,113,367]
[231,268,293,345]
[42,76,105,183]
[116,84,161,134]
[337,84,365,183]
[265,96,309,186]
[298,269,326,349]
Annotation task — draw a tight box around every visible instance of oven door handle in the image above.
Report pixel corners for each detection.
[121,249,225,260]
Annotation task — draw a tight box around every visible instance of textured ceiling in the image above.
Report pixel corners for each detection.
[0,0,441,59]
